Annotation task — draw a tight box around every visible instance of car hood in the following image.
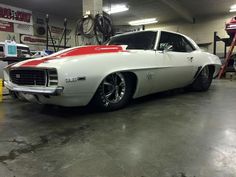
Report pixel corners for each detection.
[12,45,128,68]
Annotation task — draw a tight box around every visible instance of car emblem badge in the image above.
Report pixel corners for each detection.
[65,76,86,83]
[16,74,21,78]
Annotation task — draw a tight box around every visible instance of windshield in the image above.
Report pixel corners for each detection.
[109,31,157,50]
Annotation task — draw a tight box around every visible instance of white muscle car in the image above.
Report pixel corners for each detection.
[4,30,221,111]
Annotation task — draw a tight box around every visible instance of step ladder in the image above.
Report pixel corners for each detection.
[218,33,236,79]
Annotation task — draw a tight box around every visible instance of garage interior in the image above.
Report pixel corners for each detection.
[0,0,236,177]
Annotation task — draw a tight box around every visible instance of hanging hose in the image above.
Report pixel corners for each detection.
[76,15,95,38]
[75,13,114,45]
[94,14,114,44]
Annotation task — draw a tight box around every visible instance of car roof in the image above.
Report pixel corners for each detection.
[0,42,29,48]
[114,29,188,38]
[158,29,194,39]
[113,30,158,37]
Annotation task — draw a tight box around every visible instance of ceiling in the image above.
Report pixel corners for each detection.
[1,0,236,25]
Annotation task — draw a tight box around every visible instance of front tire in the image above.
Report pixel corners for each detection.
[191,66,213,91]
[92,72,134,111]
[9,91,18,99]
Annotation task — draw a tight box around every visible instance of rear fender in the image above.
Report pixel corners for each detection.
[193,64,219,80]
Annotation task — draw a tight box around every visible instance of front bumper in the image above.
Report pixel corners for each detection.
[4,81,64,95]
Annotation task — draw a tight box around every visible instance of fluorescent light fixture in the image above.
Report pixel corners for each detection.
[230,9,236,12]
[231,4,236,9]
[230,4,236,12]
[104,4,129,14]
[129,18,158,26]
[228,24,236,28]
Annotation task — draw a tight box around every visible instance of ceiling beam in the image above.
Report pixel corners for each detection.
[160,0,194,23]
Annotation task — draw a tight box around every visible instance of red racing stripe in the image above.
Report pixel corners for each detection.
[57,45,125,57]
[20,59,50,67]
[20,45,127,67]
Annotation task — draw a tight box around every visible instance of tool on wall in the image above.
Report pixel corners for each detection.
[7,34,16,41]
[46,14,70,52]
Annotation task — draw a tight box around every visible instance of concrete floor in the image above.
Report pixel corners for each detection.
[0,80,236,177]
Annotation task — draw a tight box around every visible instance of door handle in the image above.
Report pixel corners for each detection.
[187,57,194,62]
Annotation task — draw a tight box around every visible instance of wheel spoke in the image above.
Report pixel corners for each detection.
[114,89,120,102]
[119,81,125,87]
[105,91,114,99]
[112,74,118,85]
[103,81,113,86]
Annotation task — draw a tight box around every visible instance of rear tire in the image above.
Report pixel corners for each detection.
[191,66,213,91]
[92,72,134,111]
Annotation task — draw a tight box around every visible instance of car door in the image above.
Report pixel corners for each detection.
[152,31,196,92]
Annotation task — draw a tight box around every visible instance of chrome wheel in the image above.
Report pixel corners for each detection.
[102,73,126,104]
[93,72,134,111]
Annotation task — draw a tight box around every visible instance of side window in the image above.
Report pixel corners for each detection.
[182,37,195,52]
[158,32,173,51]
[158,32,195,53]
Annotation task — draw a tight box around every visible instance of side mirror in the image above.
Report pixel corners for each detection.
[163,44,173,53]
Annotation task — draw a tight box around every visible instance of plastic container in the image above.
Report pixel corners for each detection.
[4,40,17,58]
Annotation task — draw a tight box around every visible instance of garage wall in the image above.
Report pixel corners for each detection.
[0,11,78,79]
[0,32,19,43]
[32,12,77,50]
[0,11,77,52]
[146,14,233,57]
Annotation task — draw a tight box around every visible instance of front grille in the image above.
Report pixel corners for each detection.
[10,69,46,86]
